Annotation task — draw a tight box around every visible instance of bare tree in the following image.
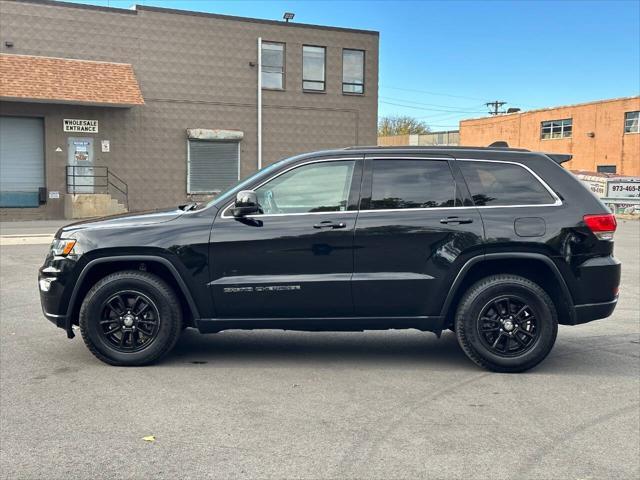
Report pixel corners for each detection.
[378,116,431,136]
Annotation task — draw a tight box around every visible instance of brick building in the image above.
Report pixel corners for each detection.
[0,0,378,219]
[459,97,640,176]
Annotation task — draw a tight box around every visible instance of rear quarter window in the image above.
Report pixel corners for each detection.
[459,160,556,206]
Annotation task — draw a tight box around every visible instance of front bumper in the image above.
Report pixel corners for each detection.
[39,259,80,339]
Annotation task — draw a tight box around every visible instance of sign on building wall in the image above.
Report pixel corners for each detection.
[576,174,607,197]
[63,119,98,133]
[607,179,640,199]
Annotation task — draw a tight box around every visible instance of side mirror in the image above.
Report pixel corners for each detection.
[231,190,260,217]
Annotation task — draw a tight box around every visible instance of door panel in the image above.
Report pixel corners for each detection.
[353,157,484,317]
[209,159,362,319]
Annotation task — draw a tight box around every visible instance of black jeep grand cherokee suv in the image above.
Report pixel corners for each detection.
[39,146,620,372]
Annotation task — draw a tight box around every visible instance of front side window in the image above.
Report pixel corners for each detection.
[458,160,555,206]
[188,140,239,194]
[342,49,364,94]
[624,111,639,133]
[370,160,457,210]
[541,118,572,139]
[303,45,326,91]
[261,42,285,89]
[256,161,355,215]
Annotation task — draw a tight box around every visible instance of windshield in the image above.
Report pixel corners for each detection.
[203,157,291,208]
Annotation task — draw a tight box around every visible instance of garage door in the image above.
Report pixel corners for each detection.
[0,116,45,207]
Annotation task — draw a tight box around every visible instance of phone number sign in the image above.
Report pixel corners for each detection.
[607,180,640,199]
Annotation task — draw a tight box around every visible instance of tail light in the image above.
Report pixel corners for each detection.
[583,214,617,240]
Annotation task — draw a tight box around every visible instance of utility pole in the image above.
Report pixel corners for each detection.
[485,100,507,115]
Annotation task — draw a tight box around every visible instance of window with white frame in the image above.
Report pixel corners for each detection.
[624,111,639,133]
[303,45,326,91]
[342,49,364,94]
[187,140,239,194]
[541,118,572,139]
[261,42,285,90]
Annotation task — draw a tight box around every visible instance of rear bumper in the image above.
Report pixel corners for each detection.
[572,297,618,325]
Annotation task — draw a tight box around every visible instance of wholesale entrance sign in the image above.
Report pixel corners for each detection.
[63,119,98,133]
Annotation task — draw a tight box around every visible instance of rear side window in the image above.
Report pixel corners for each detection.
[459,160,555,206]
[370,159,458,209]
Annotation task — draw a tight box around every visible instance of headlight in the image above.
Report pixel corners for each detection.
[50,238,77,256]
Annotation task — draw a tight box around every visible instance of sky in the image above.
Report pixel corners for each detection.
[66,0,640,130]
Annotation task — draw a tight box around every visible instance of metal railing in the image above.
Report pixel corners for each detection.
[66,165,129,210]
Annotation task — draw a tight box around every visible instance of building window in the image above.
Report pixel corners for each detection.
[261,42,285,90]
[597,165,617,174]
[624,111,639,133]
[342,49,364,94]
[302,45,326,92]
[187,140,239,194]
[541,118,572,139]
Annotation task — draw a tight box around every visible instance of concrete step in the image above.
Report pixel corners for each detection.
[64,194,128,219]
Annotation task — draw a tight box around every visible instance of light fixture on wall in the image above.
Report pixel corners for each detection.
[587,132,595,138]
[283,12,295,22]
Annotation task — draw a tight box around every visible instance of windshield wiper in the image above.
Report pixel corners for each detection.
[179,202,199,212]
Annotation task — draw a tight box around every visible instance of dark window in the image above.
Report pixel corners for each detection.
[541,118,572,139]
[303,46,325,91]
[597,165,617,174]
[342,49,364,94]
[256,161,355,214]
[370,160,457,210]
[624,111,639,134]
[459,160,555,206]
[261,42,285,89]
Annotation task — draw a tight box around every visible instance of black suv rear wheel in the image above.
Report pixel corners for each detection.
[79,271,182,366]
[455,274,558,373]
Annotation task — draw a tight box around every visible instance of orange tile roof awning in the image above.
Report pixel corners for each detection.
[0,54,144,107]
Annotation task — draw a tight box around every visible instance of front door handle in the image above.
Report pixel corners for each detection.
[440,216,473,225]
[313,220,346,229]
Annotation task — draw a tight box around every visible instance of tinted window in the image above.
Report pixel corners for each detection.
[256,161,355,214]
[459,160,555,206]
[370,160,457,210]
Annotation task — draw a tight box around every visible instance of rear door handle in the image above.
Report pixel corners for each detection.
[313,220,346,229]
[440,216,473,225]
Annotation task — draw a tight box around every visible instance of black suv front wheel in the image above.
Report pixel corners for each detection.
[455,274,558,373]
[79,271,182,366]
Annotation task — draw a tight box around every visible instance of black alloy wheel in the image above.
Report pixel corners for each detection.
[79,270,182,366]
[455,274,558,373]
[476,295,539,357]
[99,291,161,353]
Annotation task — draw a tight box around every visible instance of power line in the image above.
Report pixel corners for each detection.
[379,100,487,114]
[379,96,486,112]
[485,100,507,115]
[380,85,487,102]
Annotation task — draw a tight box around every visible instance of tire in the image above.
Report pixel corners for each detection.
[79,270,183,366]
[455,274,558,373]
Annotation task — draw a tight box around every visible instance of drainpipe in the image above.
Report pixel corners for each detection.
[257,37,262,170]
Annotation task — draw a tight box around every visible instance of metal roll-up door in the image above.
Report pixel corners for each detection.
[0,116,45,207]
[187,140,240,194]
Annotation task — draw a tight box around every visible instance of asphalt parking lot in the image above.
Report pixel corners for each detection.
[1,220,638,480]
